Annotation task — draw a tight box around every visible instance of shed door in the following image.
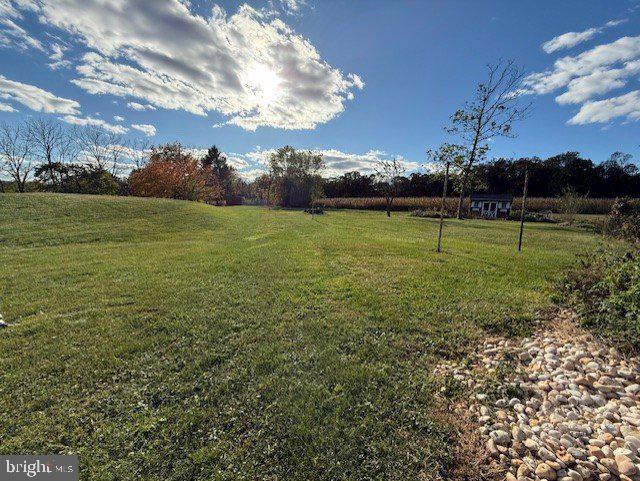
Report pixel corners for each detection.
[482,202,497,218]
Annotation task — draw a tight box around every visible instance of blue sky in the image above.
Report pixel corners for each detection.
[0,0,639,178]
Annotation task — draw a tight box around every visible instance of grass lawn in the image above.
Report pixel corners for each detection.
[0,194,603,480]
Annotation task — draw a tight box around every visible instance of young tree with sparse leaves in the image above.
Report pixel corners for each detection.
[426,143,468,212]
[374,156,406,217]
[447,59,531,218]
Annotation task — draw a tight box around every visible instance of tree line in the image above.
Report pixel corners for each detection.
[0,118,325,208]
[0,118,149,195]
[323,151,640,199]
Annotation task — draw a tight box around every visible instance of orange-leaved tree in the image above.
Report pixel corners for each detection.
[129,142,222,202]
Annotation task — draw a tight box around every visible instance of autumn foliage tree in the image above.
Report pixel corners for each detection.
[129,142,222,202]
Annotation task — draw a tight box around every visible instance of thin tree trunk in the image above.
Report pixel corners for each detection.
[456,168,470,219]
[437,161,450,253]
[266,176,273,209]
[457,111,482,219]
[0,179,4,193]
[518,168,529,252]
[386,197,392,217]
[46,151,59,188]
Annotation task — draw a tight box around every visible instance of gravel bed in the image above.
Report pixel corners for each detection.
[437,314,640,481]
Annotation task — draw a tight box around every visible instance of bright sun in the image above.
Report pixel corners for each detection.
[247,64,282,106]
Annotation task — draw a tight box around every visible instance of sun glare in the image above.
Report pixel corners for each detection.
[247,64,282,105]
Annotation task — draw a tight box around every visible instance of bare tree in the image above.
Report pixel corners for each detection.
[447,59,531,219]
[374,157,406,218]
[106,136,127,176]
[129,139,151,170]
[0,122,32,192]
[76,127,112,170]
[27,118,72,187]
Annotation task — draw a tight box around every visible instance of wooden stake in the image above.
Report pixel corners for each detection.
[437,161,450,253]
[518,167,529,252]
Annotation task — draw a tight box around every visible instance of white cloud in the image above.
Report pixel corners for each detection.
[568,90,640,124]
[274,0,306,15]
[238,168,266,181]
[7,0,362,131]
[523,36,640,96]
[0,0,44,52]
[127,102,157,111]
[312,149,419,177]
[131,123,157,136]
[542,28,600,54]
[522,33,640,125]
[48,43,71,70]
[0,102,17,112]
[223,154,250,169]
[60,115,129,134]
[541,18,628,54]
[606,19,628,28]
[113,115,124,122]
[0,75,80,114]
[555,60,640,104]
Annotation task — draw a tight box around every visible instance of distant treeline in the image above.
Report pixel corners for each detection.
[324,152,639,199]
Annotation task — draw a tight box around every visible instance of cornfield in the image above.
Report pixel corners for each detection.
[317,197,462,212]
[317,197,633,215]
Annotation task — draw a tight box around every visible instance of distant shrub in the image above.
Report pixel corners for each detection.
[557,188,582,224]
[304,207,325,215]
[556,246,640,351]
[32,162,123,196]
[508,211,556,223]
[410,209,449,219]
[604,198,640,242]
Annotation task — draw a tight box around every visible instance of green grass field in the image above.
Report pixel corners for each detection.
[0,194,603,480]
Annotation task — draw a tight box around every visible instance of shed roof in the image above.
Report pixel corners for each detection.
[469,193,514,202]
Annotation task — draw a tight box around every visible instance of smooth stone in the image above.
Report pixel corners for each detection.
[614,455,637,476]
[535,463,558,480]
